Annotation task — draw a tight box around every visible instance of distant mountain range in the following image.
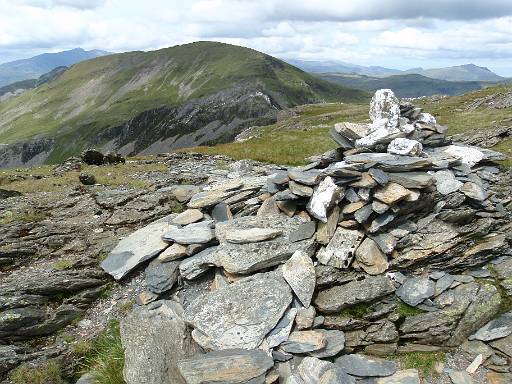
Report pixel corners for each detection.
[0,48,110,87]
[0,41,366,167]
[288,59,506,82]
[317,73,489,98]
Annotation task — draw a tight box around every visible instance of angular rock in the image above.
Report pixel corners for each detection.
[214,216,315,275]
[316,206,339,245]
[145,258,180,294]
[396,277,435,307]
[376,369,420,384]
[289,221,316,243]
[461,182,488,201]
[319,366,356,384]
[335,353,397,377]
[266,308,297,348]
[170,185,201,203]
[335,122,369,139]
[449,371,473,384]
[225,228,282,244]
[469,311,512,341]
[297,356,333,384]
[388,138,423,156]
[184,272,292,350]
[211,202,233,223]
[307,176,343,222]
[172,209,204,225]
[315,275,395,313]
[373,182,411,205]
[345,153,432,172]
[288,169,321,186]
[188,190,235,209]
[296,306,316,330]
[289,181,314,197]
[177,349,273,384]
[386,172,433,189]
[158,243,188,262]
[179,247,218,280]
[282,250,316,307]
[369,168,389,185]
[308,329,345,358]
[354,204,374,224]
[316,228,364,269]
[280,331,327,353]
[121,300,200,384]
[434,170,463,195]
[355,237,389,275]
[163,223,215,245]
[101,219,173,280]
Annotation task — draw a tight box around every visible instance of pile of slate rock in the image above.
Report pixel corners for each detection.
[100,89,512,384]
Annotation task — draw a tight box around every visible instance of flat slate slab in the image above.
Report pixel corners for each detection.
[100,219,174,280]
[335,353,397,377]
[184,272,292,350]
[213,216,315,275]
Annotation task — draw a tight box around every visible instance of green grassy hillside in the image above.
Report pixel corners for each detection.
[0,42,367,145]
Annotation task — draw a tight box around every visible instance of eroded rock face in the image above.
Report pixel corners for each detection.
[184,272,292,350]
[121,301,201,384]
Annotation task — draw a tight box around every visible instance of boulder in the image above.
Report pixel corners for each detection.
[79,173,96,185]
[177,349,273,384]
[81,149,104,165]
[120,300,200,384]
[184,272,292,350]
[101,219,173,280]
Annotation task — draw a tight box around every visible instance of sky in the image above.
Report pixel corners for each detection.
[0,0,512,76]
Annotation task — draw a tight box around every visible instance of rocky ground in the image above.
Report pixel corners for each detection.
[1,90,512,384]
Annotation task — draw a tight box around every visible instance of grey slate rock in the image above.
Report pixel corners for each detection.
[308,329,346,358]
[120,300,200,384]
[101,219,173,280]
[266,307,297,348]
[315,275,395,313]
[396,277,435,307]
[288,169,321,186]
[369,168,389,185]
[184,272,292,350]
[289,221,316,243]
[344,153,432,171]
[282,250,316,307]
[469,310,512,341]
[163,222,216,244]
[335,353,397,377]
[177,349,273,384]
[387,172,433,189]
[280,330,327,353]
[211,202,232,222]
[179,246,218,280]
[145,258,180,294]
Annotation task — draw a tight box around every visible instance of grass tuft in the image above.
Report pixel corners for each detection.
[78,320,125,384]
[10,360,64,384]
[396,351,445,378]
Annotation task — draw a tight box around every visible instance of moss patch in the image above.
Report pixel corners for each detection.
[397,300,426,318]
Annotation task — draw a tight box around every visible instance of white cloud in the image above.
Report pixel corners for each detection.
[0,0,511,75]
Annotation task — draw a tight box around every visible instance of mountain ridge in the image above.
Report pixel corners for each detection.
[0,41,367,167]
[0,48,110,87]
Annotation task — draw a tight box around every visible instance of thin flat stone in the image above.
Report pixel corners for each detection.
[386,172,433,189]
[177,349,273,384]
[282,250,316,307]
[225,228,283,244]
[289,221,316,243]
[373,182,411,205]
[354,204,374,224]
[308,329,345,358]
[188,190,236,208]
[289,181,314,197]
[315,275,395,313]
[469,311,512,341]
[172,209,204,225]
[288,169,321,186]
[101,219,173,280]
[266,307,297,348]
[163,223,215,244]
[158,243,188,262]
[280,331,327,353]
[335,353,397,377]
[145,258,180,294]
[461,182,488,201]
[344,153,432,172]
[316,206,339,245]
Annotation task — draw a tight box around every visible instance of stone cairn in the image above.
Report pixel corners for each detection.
[100,89,512,384]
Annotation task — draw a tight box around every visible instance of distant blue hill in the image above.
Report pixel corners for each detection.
[0,48,111,87]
